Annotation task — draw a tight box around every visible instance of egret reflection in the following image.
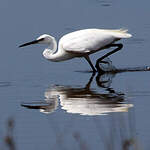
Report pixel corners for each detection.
[21,94,58,114]
[21,73,133,116]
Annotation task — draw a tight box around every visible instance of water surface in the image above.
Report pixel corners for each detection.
[1,0,150,150]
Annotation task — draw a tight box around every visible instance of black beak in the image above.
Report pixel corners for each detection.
[19,38,44,48]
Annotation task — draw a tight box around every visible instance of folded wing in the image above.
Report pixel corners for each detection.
[60,29,132,54]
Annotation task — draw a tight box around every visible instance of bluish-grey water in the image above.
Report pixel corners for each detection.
[1,0,150,150]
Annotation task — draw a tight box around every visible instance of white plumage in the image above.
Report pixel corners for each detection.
[19,28,132,72]
[61,29,131,53]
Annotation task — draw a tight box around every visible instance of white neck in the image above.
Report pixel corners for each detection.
[42,38,60,61]
[42,36,74,62]
[49,38,57,52]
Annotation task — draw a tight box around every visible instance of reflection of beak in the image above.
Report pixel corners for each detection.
[19,38,44,48]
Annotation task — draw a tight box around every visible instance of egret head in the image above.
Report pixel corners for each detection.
[19,34,54,48]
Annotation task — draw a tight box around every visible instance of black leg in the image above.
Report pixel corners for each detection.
[84,55,97,73]
[85,72,96,89]
[95,43,123,72]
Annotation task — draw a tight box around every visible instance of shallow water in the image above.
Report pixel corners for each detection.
[1,0,150,150]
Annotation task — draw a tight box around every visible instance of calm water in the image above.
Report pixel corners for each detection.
[1,0,150,150]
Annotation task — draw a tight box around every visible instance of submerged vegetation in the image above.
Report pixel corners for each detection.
[2,118,16,150]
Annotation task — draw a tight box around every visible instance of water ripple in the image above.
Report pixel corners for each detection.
[0,82,12,87]
[97,0,112,7]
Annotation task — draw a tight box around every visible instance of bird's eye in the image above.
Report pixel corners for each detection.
[38,38,45,41]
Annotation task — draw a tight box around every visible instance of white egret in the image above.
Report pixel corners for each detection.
[19,28,132,72]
